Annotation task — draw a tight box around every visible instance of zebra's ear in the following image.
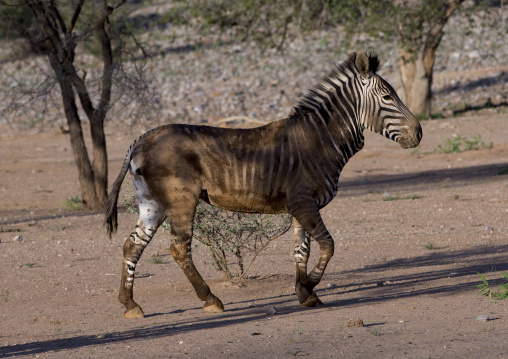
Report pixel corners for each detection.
[347,49,356,62]
[355,50,371,79]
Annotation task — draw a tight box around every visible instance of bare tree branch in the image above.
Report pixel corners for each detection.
[96,0,114,120]
[49,0,66,35]
[68,0,85,33]
[111,0,127,10]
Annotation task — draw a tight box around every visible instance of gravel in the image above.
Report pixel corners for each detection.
[0,5,506,135]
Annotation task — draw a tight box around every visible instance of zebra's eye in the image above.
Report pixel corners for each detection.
[382,94,391,101]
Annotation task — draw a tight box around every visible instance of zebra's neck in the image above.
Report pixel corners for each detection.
[290,68,366,166]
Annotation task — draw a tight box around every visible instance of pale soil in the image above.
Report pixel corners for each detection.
[1,115,508,358]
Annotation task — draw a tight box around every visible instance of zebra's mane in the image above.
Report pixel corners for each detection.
[291,52,380,117]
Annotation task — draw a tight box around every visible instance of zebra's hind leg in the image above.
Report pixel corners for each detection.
[165,186,224,313]
[119,215,165,318]
[118,168,166,319]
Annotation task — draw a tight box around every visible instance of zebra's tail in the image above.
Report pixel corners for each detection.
[104,143,135,238]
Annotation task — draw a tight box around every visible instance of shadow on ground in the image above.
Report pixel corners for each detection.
[340,162,508,197]
[2,244,506,357]
[434,71,508,96]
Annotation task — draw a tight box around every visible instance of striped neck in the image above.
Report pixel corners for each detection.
[290,64,366,163]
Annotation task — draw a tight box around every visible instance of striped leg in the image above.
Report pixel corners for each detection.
[293,218,312,301]
[118,168,165,319]
[291,204,333,307]
[119,215,164,318]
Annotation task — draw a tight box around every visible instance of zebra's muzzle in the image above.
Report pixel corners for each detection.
[399,124,422,149]
[399,128,422,149]
[399,137,419,149]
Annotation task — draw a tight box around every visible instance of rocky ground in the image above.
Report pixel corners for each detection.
[0,2,507,134]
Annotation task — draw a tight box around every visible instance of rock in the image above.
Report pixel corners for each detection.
[12,235,23,242]
[468,50,480,59]
[475,315,489,322]
[265,306,276,316]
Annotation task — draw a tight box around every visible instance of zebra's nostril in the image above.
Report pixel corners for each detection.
[415,127,422,142]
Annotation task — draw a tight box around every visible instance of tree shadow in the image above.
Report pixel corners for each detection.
[452,101,508,116]
[432,70,508,115]
[339,162,508,197]
[434,71,508,96]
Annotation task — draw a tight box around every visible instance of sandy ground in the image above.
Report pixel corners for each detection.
[1,114,508,358]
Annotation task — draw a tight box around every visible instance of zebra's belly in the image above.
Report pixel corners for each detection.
[205,190,288,215]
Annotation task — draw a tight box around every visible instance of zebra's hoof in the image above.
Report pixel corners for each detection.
[301,293,323,307]
[123,306,145,319]
[204,297,224,313]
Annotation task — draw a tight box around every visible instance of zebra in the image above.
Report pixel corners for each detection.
[105,50,422,319]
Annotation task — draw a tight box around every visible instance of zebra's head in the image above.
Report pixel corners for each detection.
[350,50,422,149]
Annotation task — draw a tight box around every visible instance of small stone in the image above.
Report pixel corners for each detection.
[251,332,262,336]
[12,235,23,242]
[266,306,277,316]
[382,192,391,198]
[247,302,254,307]
[475,315,489,321]
[326,283,335,288]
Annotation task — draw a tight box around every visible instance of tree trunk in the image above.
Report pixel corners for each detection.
[397,46,434,116]
[90,116,108,206]
[90,6,114,206]
[67,1,114,208]
[396,0,464,117]
[48,53,102,210]
[26,0,120,210]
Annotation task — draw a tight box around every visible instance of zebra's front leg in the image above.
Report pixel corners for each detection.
[291,206,333,307]
[293,218,319,306]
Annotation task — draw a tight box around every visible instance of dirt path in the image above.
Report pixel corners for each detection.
[1,115,507,358]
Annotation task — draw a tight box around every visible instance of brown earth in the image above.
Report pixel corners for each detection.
[1,115,507,358]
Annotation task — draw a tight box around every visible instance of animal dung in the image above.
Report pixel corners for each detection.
[346,318,365,328]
